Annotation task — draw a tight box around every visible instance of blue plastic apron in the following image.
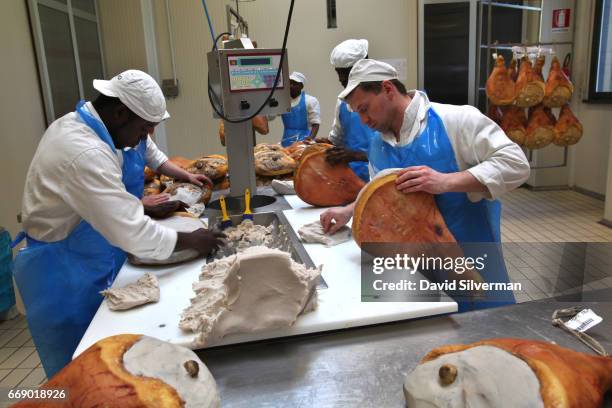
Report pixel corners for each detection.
[12,100,146,378]
[338,101,378,182]
[281,92,310,147]
[0,230,16,314]
[369,106,514,311]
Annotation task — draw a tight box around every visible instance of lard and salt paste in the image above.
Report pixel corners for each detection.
[271,179,296,195]
[167,184,202,206]
[223,219,275,252]
[166,183,207,216]
[179,246,321,346]
[123,336,219,408]
[298,220,351,247]
[101,273,160,311]
[403,345,543,408]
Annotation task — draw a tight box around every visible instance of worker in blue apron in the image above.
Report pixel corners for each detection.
[327,38,377,182]
[368,107,513,311]
[332,101,377,182]
[281,92,310,147]
[322,59,531,312]
[13,70,225,378]
[12,101,147,378]
[280,72,320,147]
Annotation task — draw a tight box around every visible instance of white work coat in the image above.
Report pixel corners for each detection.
[370,91,530,202]
[21,102,176,260]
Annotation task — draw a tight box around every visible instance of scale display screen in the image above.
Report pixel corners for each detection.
[227,54,284,92]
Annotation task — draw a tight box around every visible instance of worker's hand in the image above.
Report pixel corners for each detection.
[186,173,213,188]
[314,136,331,144]
[144,200,189,219]
[175,228,227,256]
[141,193,170,207]
[395,166,450,194]
[325,147,368,165]
[320,206,352,235]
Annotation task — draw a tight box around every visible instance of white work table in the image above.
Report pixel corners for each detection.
[74,194,456,358]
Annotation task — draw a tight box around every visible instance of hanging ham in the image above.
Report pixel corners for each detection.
[514,57,545,108]
[508,58,518,82]
[554,104,583,146]
[533,55,546,82]
[500,106,527,146]
[524,104,555,150]
[485,55,515,105]
[487,104,503,125]
[544,56,574,107]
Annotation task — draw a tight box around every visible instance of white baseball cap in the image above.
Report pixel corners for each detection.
[330,39,369,68]
[338,59,399,100]
[289,72,306,84]
[93,70,170,123]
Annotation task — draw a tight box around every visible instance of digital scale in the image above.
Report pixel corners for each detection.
[207,45,291,200]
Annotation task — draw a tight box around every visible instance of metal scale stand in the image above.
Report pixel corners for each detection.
[207,39,291,212]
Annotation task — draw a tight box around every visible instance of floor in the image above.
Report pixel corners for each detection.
[0,187,609,396]
[0,315,44,406]
[501,188,612,303]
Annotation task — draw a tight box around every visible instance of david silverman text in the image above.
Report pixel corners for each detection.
[372,279,522,291]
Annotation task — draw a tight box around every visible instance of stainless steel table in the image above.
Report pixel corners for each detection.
[198,289,612,407]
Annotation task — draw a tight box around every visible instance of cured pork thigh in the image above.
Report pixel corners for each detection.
[554,104,583,146]
[405,338,612,408]
[485,55,515,106]
[294,150,365,207]
[500,106,527,146]
[524,104,555,150]
[515,57,545,108]
[544,56,574,108]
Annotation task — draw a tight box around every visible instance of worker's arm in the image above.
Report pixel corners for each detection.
[144,200,189,219]
[395,166,488,194]
[65,149,225,258]
[326,147,368,164]
[326,99,344,145]
[451,104,530,200]
[63,148,177,260]
[396,104,530,198]
[320,201,356,235]
[307,95,321,140]
[309,124,320,140]
[142,193,170,207]
[157,160,212,187]
[175,229,226,254]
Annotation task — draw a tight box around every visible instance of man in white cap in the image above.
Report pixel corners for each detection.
[325,39,378,182]
[320,59,530,311]
[270,71,320,147]
[13,69,225,377]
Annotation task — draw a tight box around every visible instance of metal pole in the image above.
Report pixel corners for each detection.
[475,0,484,108]
[224,121,257,197]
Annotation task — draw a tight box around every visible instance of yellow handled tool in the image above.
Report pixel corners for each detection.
[219,195,232,229]
[242,188,254,221]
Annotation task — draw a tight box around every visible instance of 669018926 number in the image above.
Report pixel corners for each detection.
[3,387,68,402]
